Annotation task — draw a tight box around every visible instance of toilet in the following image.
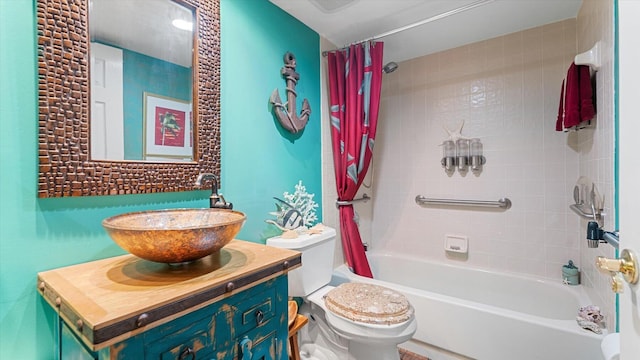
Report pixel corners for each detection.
[267,226,417,360]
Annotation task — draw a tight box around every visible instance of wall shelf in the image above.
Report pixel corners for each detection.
[575,41,601,70]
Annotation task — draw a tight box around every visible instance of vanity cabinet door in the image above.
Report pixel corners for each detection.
[214,278,287,360]
[238,332,276,360]
[232,287,276,336]
[61,322,97,360]
[145,314,215,360]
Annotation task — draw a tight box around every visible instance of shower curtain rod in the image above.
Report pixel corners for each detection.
[322,0,494,57]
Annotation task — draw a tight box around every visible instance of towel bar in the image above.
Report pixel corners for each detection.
[415,196,512,210]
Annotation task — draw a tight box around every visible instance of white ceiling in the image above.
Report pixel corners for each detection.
[269,0,583,63]
[90,0,194,67]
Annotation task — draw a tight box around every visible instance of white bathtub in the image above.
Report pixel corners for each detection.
[331,252,604,360]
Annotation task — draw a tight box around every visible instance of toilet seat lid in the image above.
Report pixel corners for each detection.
[324,283,414,325]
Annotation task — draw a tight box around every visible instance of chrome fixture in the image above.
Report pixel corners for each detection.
[195,173,233,209]
[336,193,371,208]
[383,62,398,74]
[570,203,604,222]
[322,0,494,57]
[441,138,485,174]
[570,182,604,222]
[586,221,619,249]
[415,196,511,210]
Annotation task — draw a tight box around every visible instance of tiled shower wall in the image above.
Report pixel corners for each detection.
[371,18,582,277]
[321,1,616,331]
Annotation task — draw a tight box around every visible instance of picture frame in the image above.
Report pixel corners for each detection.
[143,92,193,161]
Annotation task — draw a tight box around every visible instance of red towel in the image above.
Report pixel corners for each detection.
[556,79,565,131]
[579,65,596,121]
[556,62,595,131]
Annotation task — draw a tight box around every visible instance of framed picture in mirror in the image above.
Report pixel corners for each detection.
[143,93,193,161]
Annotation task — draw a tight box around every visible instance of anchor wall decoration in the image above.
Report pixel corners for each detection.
[270,52,311,134]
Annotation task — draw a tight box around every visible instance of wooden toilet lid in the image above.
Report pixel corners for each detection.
[324,283,413,325]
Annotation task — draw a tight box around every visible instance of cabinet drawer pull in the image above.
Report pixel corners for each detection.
[136,313,149,327]
[255,309,264,325]
[240,336,252,360]
[178,346,195,360]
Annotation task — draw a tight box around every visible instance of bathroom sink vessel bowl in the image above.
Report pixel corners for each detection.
[102,208,246,264]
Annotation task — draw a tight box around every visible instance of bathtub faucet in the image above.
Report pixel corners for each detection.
[195,173,233,210]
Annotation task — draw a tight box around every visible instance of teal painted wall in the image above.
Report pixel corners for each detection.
[0,0,320,358]
[221,0,322,240]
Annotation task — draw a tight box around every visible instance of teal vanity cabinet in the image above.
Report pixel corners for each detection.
[37,240,301,359]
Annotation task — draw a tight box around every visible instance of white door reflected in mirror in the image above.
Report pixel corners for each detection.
[91,43,124,160]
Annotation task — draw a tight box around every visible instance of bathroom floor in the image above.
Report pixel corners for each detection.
[399,348,430,360]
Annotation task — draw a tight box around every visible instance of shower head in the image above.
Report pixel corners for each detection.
[587,221,603,248]
[383,62,398,74]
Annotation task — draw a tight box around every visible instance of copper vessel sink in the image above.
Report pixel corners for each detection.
[102,208,246,263]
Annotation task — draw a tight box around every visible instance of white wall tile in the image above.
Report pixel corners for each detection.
[363,19,583,278]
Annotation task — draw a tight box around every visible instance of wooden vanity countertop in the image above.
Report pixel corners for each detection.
[37,239,301,350]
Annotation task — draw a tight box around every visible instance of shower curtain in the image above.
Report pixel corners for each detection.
[326,41,383,278]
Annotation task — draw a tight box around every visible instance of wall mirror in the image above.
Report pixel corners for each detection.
[37,0,220,197]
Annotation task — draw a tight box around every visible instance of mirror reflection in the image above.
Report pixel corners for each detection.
[89,0,195,162]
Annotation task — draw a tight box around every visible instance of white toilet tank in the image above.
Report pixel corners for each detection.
[266,226,336,297]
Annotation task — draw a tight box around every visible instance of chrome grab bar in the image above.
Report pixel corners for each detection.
[336,193,371,208]
[415,196,512,209]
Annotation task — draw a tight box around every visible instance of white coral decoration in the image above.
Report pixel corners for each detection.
[283,181,318,227]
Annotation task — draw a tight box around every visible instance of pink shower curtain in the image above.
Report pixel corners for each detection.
[326,42,384,278]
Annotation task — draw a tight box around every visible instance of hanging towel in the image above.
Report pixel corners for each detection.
[556,79,566,131]
[556,62,595,131]
[579,65,596,121]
